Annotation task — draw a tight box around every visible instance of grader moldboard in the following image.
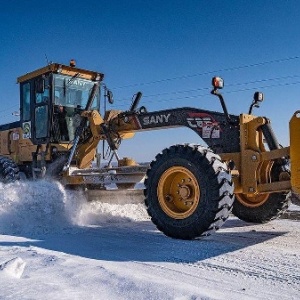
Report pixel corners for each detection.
[0,61,299,240]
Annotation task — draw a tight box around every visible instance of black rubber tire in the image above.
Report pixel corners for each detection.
[0,156,20,183]
[291,192,300,206]
[232,192,291,223]
[144,144,234,240]
[232,161,291,223]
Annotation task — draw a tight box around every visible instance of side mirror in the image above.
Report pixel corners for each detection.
[212,77,224,89]
[106,90,114,104]
[35,78,45,93]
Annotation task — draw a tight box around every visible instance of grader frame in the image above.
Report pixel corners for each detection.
[0,62,299,239]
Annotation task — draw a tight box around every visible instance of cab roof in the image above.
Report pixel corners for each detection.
[17,63,104,83]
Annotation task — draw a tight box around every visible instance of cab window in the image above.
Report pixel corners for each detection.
[53,74,99,109]
[52,74,100,142]
[35,106,48,138]
[21,82,31,121]
[35,76,50,104]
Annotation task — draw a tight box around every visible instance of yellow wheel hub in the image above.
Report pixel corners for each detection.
[235,193,269,208]
[157,166,200,219]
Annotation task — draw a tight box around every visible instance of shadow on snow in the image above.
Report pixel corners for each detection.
[0,218,287,264]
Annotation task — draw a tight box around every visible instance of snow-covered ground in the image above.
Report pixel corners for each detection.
[0,180,299,300]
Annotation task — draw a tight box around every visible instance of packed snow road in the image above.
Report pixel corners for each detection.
[0,180,299,300]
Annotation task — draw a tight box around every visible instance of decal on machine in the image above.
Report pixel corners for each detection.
[12,131,20,140]
[22,121,31,139]
[187,113,220,138]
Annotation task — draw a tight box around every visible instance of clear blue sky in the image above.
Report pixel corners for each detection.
[1,0,300,161]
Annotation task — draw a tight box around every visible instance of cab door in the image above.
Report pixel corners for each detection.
[32,75,51,144]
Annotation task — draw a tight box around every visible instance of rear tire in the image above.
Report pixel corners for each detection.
[232,192,291,223]
[291,192,300,206]
[144,144,234,240]
[232,161,291,223]
[0,156,20,183]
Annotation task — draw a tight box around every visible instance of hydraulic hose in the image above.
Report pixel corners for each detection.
[261,119,289,171]
[261,120,280,150]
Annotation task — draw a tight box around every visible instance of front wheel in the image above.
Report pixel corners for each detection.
[144,144,234,240]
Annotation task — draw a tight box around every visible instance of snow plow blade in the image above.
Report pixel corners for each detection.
[87,189,144,204]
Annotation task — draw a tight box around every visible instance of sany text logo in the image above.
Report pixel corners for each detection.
[142,113,171,125]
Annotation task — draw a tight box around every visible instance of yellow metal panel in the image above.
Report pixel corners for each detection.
[17,63,104,83]
[76,138,99,169]
[0,130,10,155]
[61,173,84,185]
[290,111,300,194]
[258,181,291,193]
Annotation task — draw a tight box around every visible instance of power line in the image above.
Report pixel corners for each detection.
[109,80,300,109]
[113,74,300,104]
[227,79,300,95]
[112,55,300,89]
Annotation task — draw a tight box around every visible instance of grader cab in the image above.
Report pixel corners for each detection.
[0,61,299,240]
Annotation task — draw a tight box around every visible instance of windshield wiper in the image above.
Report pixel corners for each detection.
[67,72,80,86]
[64,73,80,96]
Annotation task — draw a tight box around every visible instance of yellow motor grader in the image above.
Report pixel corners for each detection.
[0,61,299,239]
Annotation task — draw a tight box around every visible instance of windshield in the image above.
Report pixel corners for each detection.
[53,74,100,110]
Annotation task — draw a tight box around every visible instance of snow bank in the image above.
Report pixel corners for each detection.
[74,200,149,226]
[0,180,148,235]
[0,180,70,235]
